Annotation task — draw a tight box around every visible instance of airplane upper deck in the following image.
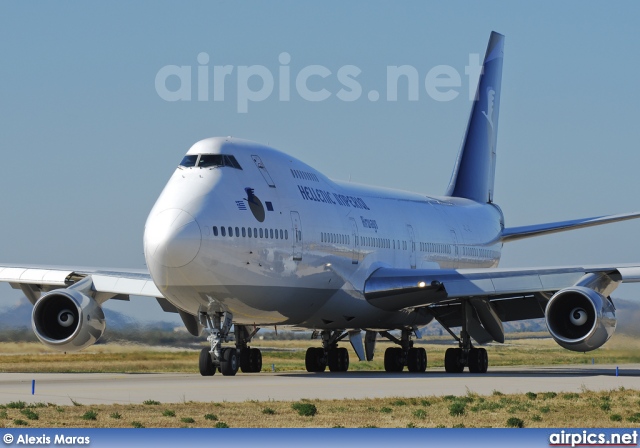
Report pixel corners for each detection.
[179,137,483,207]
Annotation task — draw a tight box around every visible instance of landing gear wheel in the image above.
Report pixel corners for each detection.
[468,347,488,373]
[338,347,349,372]
[328,347,349,372]
[199,348,215,376]
[384,347,404,372]
[240,348,262,373]
[407,347,427,372]
[305,347,326,372]
[444,348,464,373]
[240,349,251,373]
[220,348,238,376]
[250,348,263,372]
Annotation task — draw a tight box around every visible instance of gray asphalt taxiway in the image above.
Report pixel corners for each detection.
[1,364,639,405]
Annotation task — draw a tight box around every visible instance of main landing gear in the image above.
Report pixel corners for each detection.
[380,328,427,373]
[198,311,263,376]
[305,330,350,372]
[441,302,489,374]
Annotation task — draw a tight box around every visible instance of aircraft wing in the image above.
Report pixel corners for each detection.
[0,263,205,340]
[0,263,172,308]
[364,264,640,343]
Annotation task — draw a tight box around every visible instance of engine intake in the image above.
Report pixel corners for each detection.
[32,289,106,352]
[545,286,616,352]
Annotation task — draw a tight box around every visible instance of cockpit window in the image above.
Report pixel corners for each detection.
[224,155,242,169]
[198,154,243,170]
[179,155,198,167]
[198,154,224,168]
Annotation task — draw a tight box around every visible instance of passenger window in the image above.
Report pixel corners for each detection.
[228,227,233,237]
[285,230,288,240]
[242,227,246,237]
[280,229,283,239]
[221,227,226,237]
[259,228,264,238]
[213,226,218,236]
[248,227,252,238]
[270,229,274,239]
[235,227,240,237]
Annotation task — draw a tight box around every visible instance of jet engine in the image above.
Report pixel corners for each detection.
[32,289,106,352]
[545,286,616,352]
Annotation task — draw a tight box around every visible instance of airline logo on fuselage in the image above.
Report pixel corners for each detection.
[360,216,378,233]
[297,185,370,210]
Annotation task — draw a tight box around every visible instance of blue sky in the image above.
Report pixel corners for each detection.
[1,1,640,322]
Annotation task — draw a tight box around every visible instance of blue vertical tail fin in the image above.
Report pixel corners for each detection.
[446,31,504,203]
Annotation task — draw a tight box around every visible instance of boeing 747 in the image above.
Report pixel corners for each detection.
[3,32,640,376]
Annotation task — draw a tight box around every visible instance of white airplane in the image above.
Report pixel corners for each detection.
[3,31,640,376]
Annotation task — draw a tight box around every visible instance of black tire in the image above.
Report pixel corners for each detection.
[407,347,427,373]
[444,347,464,373]
[328,348,340,372]
[315,348,327,372]
[199,348,215,376]
[468,347,488,373]
[220,348,238,376]
[407,347,419,372]
[327,347,349,372]
[418,347,427,372]
[240,348,252,373]
[305,347,316,372]
[250,348,263,373]
[305,347,326,372]
[384,347,403,372]
[339,347,349,372]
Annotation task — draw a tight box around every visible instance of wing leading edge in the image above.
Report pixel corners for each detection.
[0,264,163,304]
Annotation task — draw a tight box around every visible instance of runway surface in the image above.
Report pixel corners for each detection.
[1,365,639,405]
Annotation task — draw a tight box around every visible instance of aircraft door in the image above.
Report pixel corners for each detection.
[290,211,303,261]
[349,217,359,264]
[251,155,276,188]
[406,224,416,269]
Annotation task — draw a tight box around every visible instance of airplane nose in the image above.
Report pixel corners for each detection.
[144,208,202,268]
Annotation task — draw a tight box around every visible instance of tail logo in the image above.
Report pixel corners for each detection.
[482,87,496,129]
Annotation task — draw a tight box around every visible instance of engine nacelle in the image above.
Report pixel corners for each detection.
[32,289,106,352]
[545,286,616,352]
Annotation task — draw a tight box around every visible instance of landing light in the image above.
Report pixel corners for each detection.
[326,263,332,267]
[418,281,426,288]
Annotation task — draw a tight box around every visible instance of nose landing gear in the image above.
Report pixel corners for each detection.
[198,311,262,376]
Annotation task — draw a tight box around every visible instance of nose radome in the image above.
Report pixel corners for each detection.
[144,209,202,268]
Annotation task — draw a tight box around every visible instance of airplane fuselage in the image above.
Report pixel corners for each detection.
[143,137,504,330]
